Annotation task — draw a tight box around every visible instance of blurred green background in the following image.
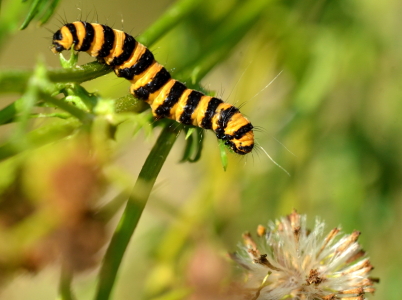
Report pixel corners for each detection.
[0,0,400,299]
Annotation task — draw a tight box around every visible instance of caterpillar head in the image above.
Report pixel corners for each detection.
[51,29,68,53]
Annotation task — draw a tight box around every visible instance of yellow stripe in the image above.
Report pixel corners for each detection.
[234,131,254,149]
[211,103,232,132]
[121,43,146,71]
[88,24,105,57]
[191,96,212,128]
[104,29,125,65]
[149,79,176,115]
[224,113,250,135]
[59,26,73,50]
[115,42,146,72]
[129,62,162,92]
[72,21,86,50]
[172,88,193,121]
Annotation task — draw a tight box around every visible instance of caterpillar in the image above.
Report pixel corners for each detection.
[51,22,254,154]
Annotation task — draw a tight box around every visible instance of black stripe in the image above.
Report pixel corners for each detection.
[219,106,239,129]
[225,140,253,155]
[65,23,79,47]
[155,81,187,117]
[97,25,115,58]
[239,144,254,153]
[233,123,253,139]
[79,22,95,51]
[134,67,171,100]
[179,90,203,125]
[117,48,154,80]
[52,29,65,52]
[201,97,223,129]
[53,29,63,42]
[109,33,136,67]
[215,106,239,138]
[215,106,239,135]
[133,87,149,100]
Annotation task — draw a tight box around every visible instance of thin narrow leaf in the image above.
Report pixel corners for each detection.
[58,263,75,300]
[218,139,228,171]
[0,102,17,125]
[39,0,60,25]
[180,126,203,163]
[94,124,180,300]
[19,0,41,29]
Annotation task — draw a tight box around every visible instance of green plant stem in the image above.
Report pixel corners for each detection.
[137,0,203,46]
[48,62,112,83]
[0,102,17,124]
[177,0,271,83]
[40,93,94,124]
[19,0,41,29]
[39,0,61,25]
[0,92,93,126]
[0,62,111,94]
[0,118,80,161]
[94,124,180,300]
[59,263,75,300]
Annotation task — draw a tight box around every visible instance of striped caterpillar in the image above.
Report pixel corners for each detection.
[51,21,254,154]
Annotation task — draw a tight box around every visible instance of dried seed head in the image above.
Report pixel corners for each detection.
[231,211,378,300]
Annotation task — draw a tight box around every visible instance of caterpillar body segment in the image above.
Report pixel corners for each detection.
[51,21,254,154]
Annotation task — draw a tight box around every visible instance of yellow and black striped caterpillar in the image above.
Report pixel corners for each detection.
[51,21,254,154]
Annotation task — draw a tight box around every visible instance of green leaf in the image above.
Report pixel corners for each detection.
[94,124,180,300]
[20,0,61,29]
[39,0,60,25]
[59,48,79,69]
[218,138,228,171]
[19,0,41,29]
[180,126,204,163]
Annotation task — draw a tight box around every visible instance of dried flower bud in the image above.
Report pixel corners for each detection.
[231,211,378,300]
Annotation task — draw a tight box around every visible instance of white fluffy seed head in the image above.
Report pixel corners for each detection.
[231,211,378,300]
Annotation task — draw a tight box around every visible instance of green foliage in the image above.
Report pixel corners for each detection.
[0,0,400,299]
[180,127,204,163]
[0,0,272,298]
[20,0,61,29]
